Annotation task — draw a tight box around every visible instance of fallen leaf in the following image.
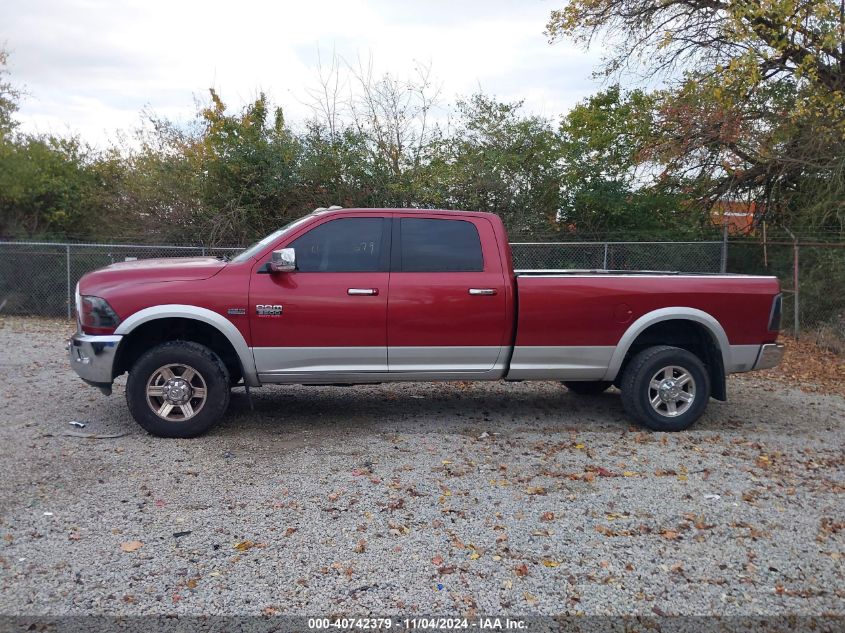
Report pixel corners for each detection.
[431,555,443,566]
[234,540,256,551]
[542,560,560,568]
[514,563,529,577]
[120,540,143,553]
[540,511,555,522]
[354,539,366,554]
[660,530,680,540]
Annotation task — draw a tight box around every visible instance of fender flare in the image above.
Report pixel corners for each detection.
[602,307,730,382]
[114,305,260,386]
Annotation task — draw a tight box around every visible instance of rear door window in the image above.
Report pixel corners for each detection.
[398,218,483,272]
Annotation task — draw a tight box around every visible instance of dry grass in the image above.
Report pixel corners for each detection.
[752,335,845,398]
[801,323,845,356]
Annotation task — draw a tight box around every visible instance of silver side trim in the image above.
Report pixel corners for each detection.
[254,345,509,383]
[115,305,260,387]
[253,346,387,374]
[388,346,502,372]
[258,369,505,384]
[506,346,614,380]
[516,272,776,279]
[728,344,763,373]
[602,307,730,382]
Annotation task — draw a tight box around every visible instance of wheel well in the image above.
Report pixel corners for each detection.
[113,318,243,383]
[615,319,726,400]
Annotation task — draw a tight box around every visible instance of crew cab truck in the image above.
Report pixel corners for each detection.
[69,208,784,438]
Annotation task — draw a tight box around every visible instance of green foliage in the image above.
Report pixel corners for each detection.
[547,0,845,235]
[0,135,104,238]
[443,95,564,236]
[0,48,19,140]
[557,86,693,236]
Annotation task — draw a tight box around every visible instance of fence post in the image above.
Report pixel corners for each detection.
[720,223,728,273]
[66,244,72,319]
[602,243,609,270]
[793,242,800,339]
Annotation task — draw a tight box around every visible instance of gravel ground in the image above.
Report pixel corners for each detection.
[0,317,843,618]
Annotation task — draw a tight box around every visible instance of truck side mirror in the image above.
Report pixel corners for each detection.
[270,248,296,273]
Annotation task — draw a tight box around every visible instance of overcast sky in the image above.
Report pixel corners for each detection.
[1,0,604,146]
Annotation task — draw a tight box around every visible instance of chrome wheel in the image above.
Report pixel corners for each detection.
[648,365,695,417]
[145,363,207,422]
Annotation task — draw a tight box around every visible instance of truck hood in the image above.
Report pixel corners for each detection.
[78,257,227,295]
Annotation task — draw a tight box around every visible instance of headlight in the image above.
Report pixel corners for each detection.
[79,295,121,334]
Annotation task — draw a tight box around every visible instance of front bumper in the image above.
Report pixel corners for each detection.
[67,332,122,385]
[753,342,785,370]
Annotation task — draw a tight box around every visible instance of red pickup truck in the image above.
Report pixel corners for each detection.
[68,207,784,437]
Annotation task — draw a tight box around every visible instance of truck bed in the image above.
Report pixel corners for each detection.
[506,271,780,380]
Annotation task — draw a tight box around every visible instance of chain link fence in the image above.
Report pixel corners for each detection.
[510,241,725,272]
[727,240,845,342]
[1,239,726,318]
[0,241,241,318]
[2,238,842,343]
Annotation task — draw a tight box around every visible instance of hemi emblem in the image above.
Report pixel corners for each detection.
[227,308,246,316]
[256,304,283,316]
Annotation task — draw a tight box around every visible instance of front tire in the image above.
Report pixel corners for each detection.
[620,345,710,432]
[126,341,230,438]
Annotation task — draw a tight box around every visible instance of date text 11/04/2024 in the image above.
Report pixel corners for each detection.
[307,617,528,630]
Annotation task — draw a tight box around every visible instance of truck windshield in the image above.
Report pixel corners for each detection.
[229,214,314,263]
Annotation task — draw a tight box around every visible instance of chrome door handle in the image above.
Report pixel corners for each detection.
[468,288,497,295]
[348,288,378,296]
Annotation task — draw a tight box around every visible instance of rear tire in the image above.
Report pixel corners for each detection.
[563,381,612,395]
[620,345,710,432]
[126,340,230,438]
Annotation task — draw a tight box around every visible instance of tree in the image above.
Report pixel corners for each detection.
[303,54,446,208]
[0,47,19,139]
[126,90,304,245]
[558,86,689,236]
[0,135,104,238]
[444,94,564,236]
[547,0,845,233]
